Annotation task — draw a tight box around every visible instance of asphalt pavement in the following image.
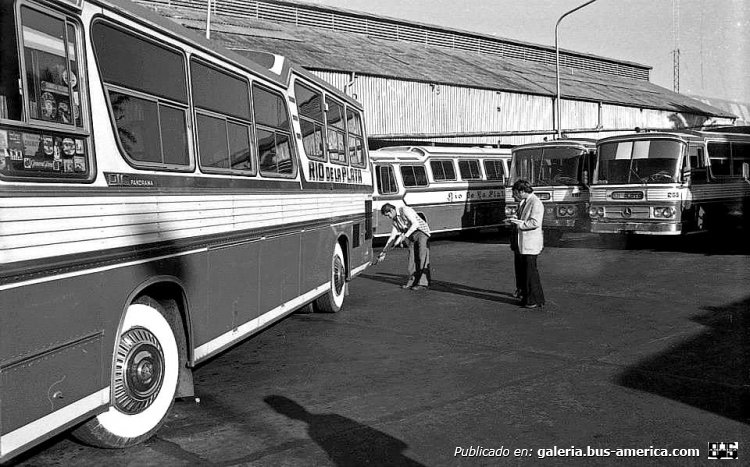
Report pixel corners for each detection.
[11,232,750,466]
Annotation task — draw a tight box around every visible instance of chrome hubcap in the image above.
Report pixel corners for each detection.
[113,327,164,414]
[333,256,345,296]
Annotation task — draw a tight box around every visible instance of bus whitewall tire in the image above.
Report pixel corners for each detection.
[315,243,346,313]
[73,297,179,448]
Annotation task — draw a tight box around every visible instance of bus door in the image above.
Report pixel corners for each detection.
[373,164,399,236]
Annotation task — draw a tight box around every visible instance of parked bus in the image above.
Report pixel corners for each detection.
[588,129,750,235]
[0,0,373,461]
[370,146,511,237]
[504,139,596,242]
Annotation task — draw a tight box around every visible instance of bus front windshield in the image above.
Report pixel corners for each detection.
[595,139,682,184]
[511,146,584,186]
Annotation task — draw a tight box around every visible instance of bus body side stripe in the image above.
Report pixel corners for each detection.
[0,388,109,461]
[193,283,330,362]
[0,248,208,291]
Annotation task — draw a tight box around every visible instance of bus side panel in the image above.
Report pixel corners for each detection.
[258,233,301,314]
[0,276,105,438]
[206,241,262,340]
[301,227,331,294]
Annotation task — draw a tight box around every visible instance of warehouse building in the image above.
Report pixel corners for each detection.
[137,0,736,146]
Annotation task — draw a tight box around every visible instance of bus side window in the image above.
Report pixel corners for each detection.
[191,60,253,173]
[401,165,428,187]
[688,146,706,183]
[295,82,325,162]
[707,141,731,178]
[730,142,750,177]
[325,97,347,165]
[92,21,190,168]
[254,84,296,177]
[483,159,505,181]
[0,2,22,120]
[376,165,397,194]
[346,108,366,168]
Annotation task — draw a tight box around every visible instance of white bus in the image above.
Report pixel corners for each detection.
[588,129,750,235]
[0,0,373,461]
[504,139,596,243]
[370,146,511,237]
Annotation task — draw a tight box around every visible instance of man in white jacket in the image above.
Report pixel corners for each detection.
[508,179,545,308]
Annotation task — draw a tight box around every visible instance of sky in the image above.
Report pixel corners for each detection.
[304,0,749,103]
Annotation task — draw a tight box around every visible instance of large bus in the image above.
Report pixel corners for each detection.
[504,139,596,243]
[588,129,750,235]
[0,0,373,461]
[370,146,511,237]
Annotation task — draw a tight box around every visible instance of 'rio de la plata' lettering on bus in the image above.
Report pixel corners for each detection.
[308,161,363,184]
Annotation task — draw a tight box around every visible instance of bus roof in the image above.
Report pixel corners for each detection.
[376,146,511,157]
[512,139,596,153]
[89,0,363,109]
[597,129,750,145]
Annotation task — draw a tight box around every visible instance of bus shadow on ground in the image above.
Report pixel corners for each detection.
[361,272,518,305]
[264,395,425,467]
[616,296,750,424]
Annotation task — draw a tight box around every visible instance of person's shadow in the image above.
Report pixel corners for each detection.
[265,395,425,467]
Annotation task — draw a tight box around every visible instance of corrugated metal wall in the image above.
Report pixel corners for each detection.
[312,72,733,146]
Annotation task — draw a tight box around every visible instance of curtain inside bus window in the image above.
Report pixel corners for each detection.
[21,7,80,126]
[0,2,22,120]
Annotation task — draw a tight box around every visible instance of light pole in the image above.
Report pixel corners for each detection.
[555,0,598,139]
[206,0,213,39]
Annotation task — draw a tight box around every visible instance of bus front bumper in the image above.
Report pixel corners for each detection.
[591,221,682,235]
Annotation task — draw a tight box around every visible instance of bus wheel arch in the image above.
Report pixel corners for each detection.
[73,294,180,448]
[314,237,348,313]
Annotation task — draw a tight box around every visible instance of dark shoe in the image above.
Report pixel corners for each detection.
[410,285,428,291]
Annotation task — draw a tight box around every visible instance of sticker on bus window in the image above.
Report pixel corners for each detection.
[74,155,86,172]
[75,139,84,154]
[43,136,54,156]
[64,158,74,172]
[23,133,40,156]
[41,92,57,120]
[62,138,75,156]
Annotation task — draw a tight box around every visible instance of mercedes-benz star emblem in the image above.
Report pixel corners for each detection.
[622,207,632,218]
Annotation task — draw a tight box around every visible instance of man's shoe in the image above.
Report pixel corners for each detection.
[512,289,523,299]
[523,303,539,309]
[400,284,413,289]
[410,285,428,291]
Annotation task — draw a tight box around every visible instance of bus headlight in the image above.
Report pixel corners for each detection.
[588,206,603,218]
[653,206,676,218]
[505,206,517,216]
[566,206,577,216]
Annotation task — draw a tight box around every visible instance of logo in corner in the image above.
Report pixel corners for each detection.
[708,442,738,460]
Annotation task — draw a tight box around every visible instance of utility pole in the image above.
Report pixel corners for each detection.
[672,0,680,93]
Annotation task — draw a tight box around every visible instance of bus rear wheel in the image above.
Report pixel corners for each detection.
[73,296,179,448]
[315,243,346,313]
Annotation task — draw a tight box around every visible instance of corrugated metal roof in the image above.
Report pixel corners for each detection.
[154,5,734,119]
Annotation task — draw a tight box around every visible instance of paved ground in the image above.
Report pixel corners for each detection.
[10,232,750,466]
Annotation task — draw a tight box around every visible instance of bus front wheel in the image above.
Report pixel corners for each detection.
[315,243,346,313]
[73,296,179,448]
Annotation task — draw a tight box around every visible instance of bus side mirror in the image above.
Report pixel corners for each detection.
[743,162,749,180]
